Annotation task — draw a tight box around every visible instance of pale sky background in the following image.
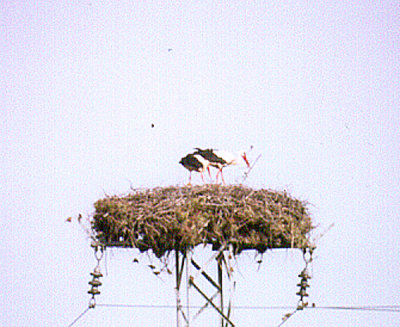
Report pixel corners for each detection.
[1,1,400,326]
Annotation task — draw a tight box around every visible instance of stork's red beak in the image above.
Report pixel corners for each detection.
[242,153,250,168]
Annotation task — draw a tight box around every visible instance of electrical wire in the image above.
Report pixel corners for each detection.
[96,303,296,310]
[68,307,90,327]
[276,307,299,327]
[95,303,400,312]
[96,303,297,310]
[308,305,400,313]
[68,303,400,326]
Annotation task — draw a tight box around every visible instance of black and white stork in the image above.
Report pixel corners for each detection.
[194,148,250,184]
[179,153,210,185]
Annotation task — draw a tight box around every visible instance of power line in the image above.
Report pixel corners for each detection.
[68,307,90,327]
[96,303,296,310]
[95,303,400,312]
[308,305,400,313]
[68,303,400,326]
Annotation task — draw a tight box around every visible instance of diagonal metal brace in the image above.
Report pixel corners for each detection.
[193,290,219,320]
[189,278,235,327]
[191,259,222,292]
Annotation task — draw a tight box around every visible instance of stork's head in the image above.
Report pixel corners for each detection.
[239,150,250,168]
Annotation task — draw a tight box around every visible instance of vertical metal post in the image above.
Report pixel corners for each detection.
[218,254,224,327]
[225,245,235,327]
[186,249,192,327]
[176,250,181,327]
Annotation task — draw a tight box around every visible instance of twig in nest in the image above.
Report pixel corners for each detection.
[312,223,334,244]
[241,154,262,183]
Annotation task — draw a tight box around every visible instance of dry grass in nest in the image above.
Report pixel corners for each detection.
[91,185,314,258]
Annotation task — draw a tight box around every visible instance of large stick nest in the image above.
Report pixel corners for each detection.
[91,185,314,258]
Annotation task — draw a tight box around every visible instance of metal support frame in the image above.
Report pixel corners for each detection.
[175,245,236,327]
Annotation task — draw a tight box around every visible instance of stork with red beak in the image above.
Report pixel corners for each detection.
[179,152,211,185]
[194,148,250,185]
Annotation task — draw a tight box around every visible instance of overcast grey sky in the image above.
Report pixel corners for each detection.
[1,1,400,326]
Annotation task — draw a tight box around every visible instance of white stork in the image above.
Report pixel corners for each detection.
[179,152,211,185]
[194,148,250,185]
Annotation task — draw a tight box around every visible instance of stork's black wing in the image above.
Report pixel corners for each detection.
[179,154,203,172]
[194,148,226,164]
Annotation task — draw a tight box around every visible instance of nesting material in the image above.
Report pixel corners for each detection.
[91,185,313,258]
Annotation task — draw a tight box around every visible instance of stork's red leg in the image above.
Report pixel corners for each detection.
[221,170,226,185]
[201,172,205,183]
[207,166,211,179]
